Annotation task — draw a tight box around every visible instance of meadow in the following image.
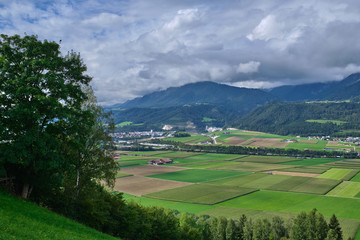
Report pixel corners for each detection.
[116,150,360,239]
[148,168,249,183]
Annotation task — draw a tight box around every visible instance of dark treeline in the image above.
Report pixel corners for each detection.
[233,102,360,136]
[48,187,346,240]
[150,140,359,159]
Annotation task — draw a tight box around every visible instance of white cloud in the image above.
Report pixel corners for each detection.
[236,61,261,74]
[1,0,360,105]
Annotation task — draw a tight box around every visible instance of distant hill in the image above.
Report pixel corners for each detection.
[114,81,277,114]
[108,81,277,130]
[268,73,360,101]
[233,101,360,136]
[111,104,236,131]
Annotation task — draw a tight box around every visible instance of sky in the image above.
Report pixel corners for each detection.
[1,0,360,105]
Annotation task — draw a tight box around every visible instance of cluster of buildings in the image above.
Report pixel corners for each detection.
[109,130,171,140]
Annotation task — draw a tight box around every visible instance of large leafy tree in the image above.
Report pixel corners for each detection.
[0,34,104,199]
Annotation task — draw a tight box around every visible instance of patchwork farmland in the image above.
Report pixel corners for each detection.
[114,150,360,239]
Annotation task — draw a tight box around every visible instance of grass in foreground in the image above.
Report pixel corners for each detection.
[0,191,117,240]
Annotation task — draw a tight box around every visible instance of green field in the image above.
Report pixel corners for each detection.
[115,121,133,127]
[281,158,341,166]
[126,151,172,156]
[123,193,216,213]
[145,184,257,205]
[279,166,330,174]
[208,173,340,195]
[186,161,292,172]
[218,190,360,220]
[327,181,360,198]
[0,192,117,240]
[148,169,249,183]
[306,119,347,125]
[236,155,298,163]
[285,140,328,150]
[152,151,203,158]
[116,172,133,178]
[318,168,355,180]
[351,172,360,182]
[182,153,245,161]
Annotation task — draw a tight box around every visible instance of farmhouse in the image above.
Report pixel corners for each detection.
[147,158,173,165]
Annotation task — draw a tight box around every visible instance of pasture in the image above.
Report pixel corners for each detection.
[285,140,328,150]
[327,181,360,198]
[186,161,293,172]
[236,155,298,163]
[113,150,360,239]
[279,166,330,174]
[113,175,192,196]
[148,169,249,183]
[351,172,360,182]
[207,173,339,194]
[152,151,203,158]
[118,165,188,176]
[281,158,341,166]
[181,153,245,161]
[145,184,256,204]
[218,190,360,220]
[317,168,356,180]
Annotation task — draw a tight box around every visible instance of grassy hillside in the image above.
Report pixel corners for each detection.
[0,191,118,240]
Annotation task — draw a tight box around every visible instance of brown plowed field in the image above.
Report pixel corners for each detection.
[264,171,320,178]
[246,138,289,148]
[113,176,192,196]
[119,165,188,176]
[226,137,246,145]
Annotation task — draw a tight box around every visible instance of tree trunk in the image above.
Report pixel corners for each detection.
[21,183,31,199]
[76,169,80,199]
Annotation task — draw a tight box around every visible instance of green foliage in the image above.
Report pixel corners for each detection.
[234,102,360,136]
[174,132,192,137]
[0,34,94,199]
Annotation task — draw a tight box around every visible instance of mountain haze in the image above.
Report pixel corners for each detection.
[116,81,277,114]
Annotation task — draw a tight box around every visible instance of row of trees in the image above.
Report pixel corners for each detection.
[152,139,359,159]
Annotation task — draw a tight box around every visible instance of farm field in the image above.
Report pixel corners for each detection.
[236,155,299,163]
[317,168,357,180]
[278,166,330,174]
[113,175,192,196]
[285,140,328,150]
[145,184,256,204]
[207,172,340,194]
[118,165,188,176]
[148,169,249,183]
[185,161,293,172]
[180,153,245,161]
[218,190,360,220]
[152,151,203,158]
[113,150,360,239]
[281,158,341,166]
[327,181,360,198]
[351,172,360,182]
